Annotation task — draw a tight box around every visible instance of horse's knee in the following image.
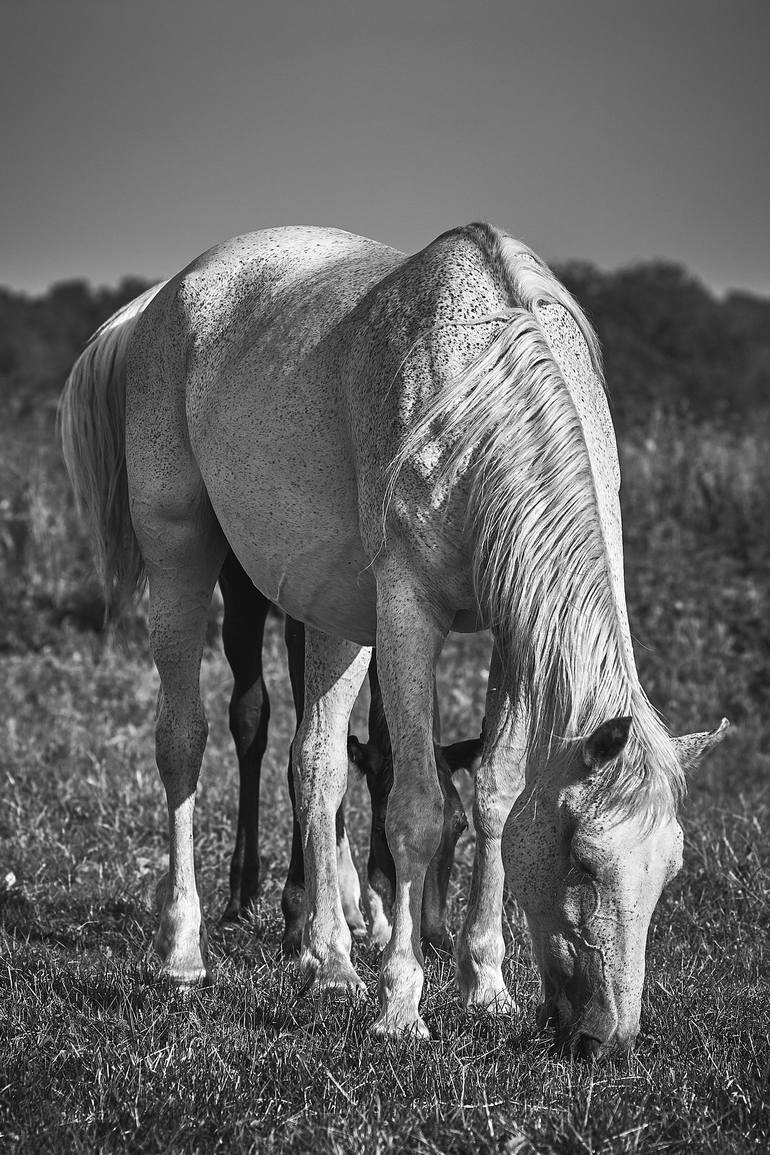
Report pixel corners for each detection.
[386,778,443,863]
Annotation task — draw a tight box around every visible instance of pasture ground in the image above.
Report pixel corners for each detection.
[0,418,769,1153]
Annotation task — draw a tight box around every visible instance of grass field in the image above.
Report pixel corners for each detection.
[0,417,768,1153]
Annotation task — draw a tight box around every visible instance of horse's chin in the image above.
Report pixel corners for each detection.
[535,993,634,1061]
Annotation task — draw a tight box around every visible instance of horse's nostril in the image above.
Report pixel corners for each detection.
[574,1033,604,1061]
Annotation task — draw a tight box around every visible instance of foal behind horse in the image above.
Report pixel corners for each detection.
[217,551,480,953]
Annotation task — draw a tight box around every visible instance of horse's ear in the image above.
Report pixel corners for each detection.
[347,734,367,769]
[440,735,484,775]
[673,718,730,771]
[347,734,385,778]
[582,717,632,769]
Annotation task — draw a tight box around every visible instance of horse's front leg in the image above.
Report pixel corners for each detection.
[456,644,525,1011]
[372,563,448,1038]
[294,627,371,993]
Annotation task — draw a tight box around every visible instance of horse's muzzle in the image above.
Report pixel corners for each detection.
[537,998,638,1061]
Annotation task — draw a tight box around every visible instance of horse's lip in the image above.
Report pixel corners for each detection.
[555,1024,616,1059]
[537,998,619,1059]
[572,1033,606,1061]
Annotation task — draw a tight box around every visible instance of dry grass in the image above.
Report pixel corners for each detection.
[0,415,768,1152]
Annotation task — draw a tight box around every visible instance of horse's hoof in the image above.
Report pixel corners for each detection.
[219,899,241,925]
[159,963,211,989]
[370,923,392,950]
[148,941,211,989]
[300,950,366,998]
[153,907,211,988]
[312,960,367,999]
[281,926,303,956]
[462,985,515,1016]
[371,1012,431,1040]
[315,974,367,1000]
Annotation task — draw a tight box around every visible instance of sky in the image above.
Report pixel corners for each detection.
[1,0,768,296]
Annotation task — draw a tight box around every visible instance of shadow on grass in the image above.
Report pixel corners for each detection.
[0,888,151,953]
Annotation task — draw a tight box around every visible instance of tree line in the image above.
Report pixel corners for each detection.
[1,261,768,432]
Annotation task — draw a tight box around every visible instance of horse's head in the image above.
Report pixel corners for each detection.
[503,715,728,1059]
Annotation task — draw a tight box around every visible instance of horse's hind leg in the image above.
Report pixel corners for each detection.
[294,627,371,993]
[218,554,271,922]
[282,617,366,954]
[139,507,227,984]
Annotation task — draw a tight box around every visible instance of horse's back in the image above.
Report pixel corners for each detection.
[182,227,401,332]
[126,226,406,641]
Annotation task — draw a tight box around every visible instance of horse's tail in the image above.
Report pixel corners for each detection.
[59,282,167,608]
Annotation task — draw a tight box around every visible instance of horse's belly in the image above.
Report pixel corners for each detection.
[237,533,378,645]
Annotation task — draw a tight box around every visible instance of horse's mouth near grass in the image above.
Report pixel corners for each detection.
[536,998,625,1062]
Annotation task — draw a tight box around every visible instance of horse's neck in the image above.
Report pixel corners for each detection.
[535,301,636,669]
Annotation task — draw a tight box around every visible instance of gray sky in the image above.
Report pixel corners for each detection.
[2,0,768,294]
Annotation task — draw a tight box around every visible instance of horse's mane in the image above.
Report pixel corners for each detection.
[387,224,683,818]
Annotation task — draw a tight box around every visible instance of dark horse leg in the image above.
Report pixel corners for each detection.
[219,552,271,922]
[280,612,307,953]
[348,653,479,954]
[218,554,366,951]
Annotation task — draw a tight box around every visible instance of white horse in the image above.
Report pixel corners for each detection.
[60,222,726,1056]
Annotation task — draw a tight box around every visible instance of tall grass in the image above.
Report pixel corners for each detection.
[621,410,770,568]
[619,414,770,793]
[1,412,768,1152]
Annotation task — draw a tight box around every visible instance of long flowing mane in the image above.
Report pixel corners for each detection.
[388,224,683,816]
